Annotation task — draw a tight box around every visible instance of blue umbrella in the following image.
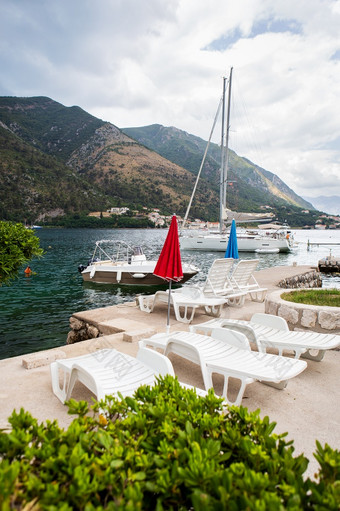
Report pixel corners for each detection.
[225,219,239,259]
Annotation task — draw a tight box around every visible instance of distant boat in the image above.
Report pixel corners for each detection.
[25,224,42,229]
[78,240,199,286]
[180,68,293,253]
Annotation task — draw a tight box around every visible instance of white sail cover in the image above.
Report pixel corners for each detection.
[222,208,274,224]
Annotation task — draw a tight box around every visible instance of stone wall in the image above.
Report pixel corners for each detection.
[278,269,322,289]
[67,317,100,344]
[265,289,340,335]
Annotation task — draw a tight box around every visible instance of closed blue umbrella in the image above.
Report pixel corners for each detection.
[225,219,239,259]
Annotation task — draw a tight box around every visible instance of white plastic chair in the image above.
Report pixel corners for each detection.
[190,313,340,361]
[140,328,307,406]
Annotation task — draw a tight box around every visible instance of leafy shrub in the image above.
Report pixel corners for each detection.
[0,377,339,509]
[0,221,43,285]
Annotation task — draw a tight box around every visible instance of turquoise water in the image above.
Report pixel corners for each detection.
[0,228,339,360]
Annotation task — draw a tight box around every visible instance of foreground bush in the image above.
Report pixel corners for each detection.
[0,376,339,510]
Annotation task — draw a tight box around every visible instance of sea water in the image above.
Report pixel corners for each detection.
[0,228,339,360]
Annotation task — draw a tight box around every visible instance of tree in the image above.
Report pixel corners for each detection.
[0,221,43,285]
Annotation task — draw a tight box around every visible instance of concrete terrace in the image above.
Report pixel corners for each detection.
[0,264,339,480]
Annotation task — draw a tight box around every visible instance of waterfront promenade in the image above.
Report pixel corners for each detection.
[0,264,339,479]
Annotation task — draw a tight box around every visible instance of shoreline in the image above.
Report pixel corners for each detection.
[0,264,339,480]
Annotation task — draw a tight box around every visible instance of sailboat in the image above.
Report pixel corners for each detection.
[180,68,293,253]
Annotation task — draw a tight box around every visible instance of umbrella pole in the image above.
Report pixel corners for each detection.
[166,280,172,334]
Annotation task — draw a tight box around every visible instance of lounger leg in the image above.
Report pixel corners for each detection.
[173,304,197,323]
[138,295,156,313]
[301,349,325,362]
[248,290,266,302]
[227,295,246,307]
[221,376,250,406]
[262,380,288,390]
[204,304,223,317]
[51,363,71,403]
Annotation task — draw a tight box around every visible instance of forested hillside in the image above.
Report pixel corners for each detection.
[0,96,319,226]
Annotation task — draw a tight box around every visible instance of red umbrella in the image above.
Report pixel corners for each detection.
[154,215,183,332]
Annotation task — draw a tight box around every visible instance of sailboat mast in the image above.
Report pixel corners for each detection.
[219,67,233,233]
[223,67,233,211]
[219,77,226,234]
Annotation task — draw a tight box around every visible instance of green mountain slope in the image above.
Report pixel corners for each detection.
[0,97,216,222]
[0,124,109,222]
[0,96,105,160]
[0,96,317,226]
[123,124,314,211]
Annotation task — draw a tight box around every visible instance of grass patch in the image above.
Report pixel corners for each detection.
[281,288,340,307]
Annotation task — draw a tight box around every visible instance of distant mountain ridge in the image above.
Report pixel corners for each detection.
[304,196,340,216]
[0,96,316,224]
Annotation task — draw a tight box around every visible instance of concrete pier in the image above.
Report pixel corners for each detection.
[0,264,339,480]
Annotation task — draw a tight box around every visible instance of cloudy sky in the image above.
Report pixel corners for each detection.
[1,0,340,201]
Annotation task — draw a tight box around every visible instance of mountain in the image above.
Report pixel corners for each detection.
[123,124,314,211]
[0,97,216,222]
[304,196,340,216]
[0,96,316,225]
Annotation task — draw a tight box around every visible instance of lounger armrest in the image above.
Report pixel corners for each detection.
[251,313,289,332]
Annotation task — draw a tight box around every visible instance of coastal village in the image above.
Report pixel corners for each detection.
[90,206,340,230]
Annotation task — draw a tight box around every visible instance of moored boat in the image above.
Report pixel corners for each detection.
[78,240,199,286]
[180,68,293,254]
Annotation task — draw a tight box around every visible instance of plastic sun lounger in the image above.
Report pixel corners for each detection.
[140,328,307,406]
[190,313,340,361]
[228,259,268,302]
[51,347,205,404]
[138,284,248,324]
[137,259,247,324]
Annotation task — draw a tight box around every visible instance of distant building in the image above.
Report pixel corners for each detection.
[108,207,129,215]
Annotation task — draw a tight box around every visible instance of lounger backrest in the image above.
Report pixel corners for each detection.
[211,327,251,351]
[202,258,234,295]
[230,259,259,287]
[137,346,175,377]
[251,313,289,332]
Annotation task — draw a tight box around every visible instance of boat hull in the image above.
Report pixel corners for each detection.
[81,264,198,286]
[180,234,291,253]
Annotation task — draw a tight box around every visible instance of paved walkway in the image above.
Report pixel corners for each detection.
[0,264,339,479]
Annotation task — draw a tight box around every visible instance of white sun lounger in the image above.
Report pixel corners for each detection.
[51,347,205,404]
[138,287,227,324]
[140,328,307,406]
[190,313,340,361]
[228,259,268,302]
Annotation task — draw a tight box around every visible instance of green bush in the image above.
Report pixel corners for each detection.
[0,377,339,509]
[0,221,43,285]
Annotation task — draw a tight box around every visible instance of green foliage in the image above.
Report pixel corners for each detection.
[0,221,43,285]
[46,214,154,228]
[281,289,340,307]
[0,377,339,510]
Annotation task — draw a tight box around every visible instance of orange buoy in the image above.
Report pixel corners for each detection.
[24,266,32,275]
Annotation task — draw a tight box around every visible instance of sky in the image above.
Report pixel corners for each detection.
[1,0,340,202]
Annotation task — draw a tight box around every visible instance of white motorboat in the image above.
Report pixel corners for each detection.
[180,68,293,253]
[78,240,199,286]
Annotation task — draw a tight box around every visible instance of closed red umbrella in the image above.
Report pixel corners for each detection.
[154,215,183,332]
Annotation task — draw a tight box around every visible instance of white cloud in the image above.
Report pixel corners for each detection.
[0,0,339,198]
